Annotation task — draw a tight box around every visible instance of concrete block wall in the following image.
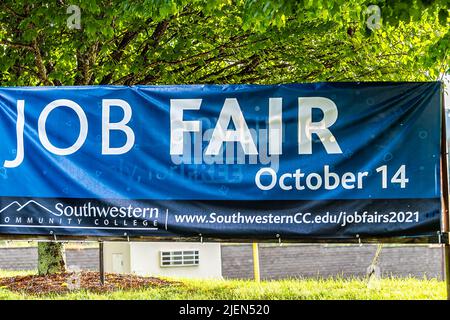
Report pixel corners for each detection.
[0,244,445,280]
[220,244,445,280]
[0,248,38,271]
[0,247,98,271]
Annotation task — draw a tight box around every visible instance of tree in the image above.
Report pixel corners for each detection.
[37,242,66,275]
[0,0,448,274]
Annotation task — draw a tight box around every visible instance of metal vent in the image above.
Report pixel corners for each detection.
[160,250,199,267]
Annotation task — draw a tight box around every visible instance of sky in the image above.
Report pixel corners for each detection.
[445,75,449,109]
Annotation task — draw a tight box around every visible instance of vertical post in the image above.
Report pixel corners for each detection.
[99,241,105,285]
[445,245,450,300]
[252,242,260,282]
[440,89,450,300]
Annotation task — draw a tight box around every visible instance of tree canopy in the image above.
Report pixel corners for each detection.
[0,0,448,86]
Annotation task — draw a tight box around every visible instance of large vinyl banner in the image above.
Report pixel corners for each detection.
[0,82,442,241]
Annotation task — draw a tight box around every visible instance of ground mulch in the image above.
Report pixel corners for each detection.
[0,271,180,295]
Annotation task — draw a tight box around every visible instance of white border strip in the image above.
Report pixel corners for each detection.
[165,208,169,230]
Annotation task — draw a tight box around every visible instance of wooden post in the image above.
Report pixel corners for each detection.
[440,89,450,300]
[444,244,450,300]
[99,241,105,285]
[252,242,260,282]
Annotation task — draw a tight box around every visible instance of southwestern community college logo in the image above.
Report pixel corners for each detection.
[0,199,162,232]
[0,200,59,216]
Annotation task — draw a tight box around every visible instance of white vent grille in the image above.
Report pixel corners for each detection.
[160,250,199,267]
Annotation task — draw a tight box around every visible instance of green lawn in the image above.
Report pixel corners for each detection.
[0,270,445,300]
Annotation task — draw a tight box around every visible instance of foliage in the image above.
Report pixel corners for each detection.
[0,269,446,300]
[0,0,448,86]
[37,242,66,275]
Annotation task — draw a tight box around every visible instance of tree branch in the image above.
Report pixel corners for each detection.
[32,39,52,86]
[0,40,33,50]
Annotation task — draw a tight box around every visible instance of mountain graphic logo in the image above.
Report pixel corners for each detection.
[0,200,61,216]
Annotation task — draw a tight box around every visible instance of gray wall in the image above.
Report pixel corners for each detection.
[220,244,445,280]
[0,244,445,280]
[0,247,99,271]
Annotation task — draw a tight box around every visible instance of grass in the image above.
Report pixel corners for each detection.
[0,270,446,300]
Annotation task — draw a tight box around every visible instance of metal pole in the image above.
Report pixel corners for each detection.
[440,89,450,300]
[252,242,260,282]
[99,241,105,285]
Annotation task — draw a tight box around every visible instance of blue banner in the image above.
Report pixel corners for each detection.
[0,82,443,241]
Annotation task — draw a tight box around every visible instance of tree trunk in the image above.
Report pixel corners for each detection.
[37,242,66,275]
